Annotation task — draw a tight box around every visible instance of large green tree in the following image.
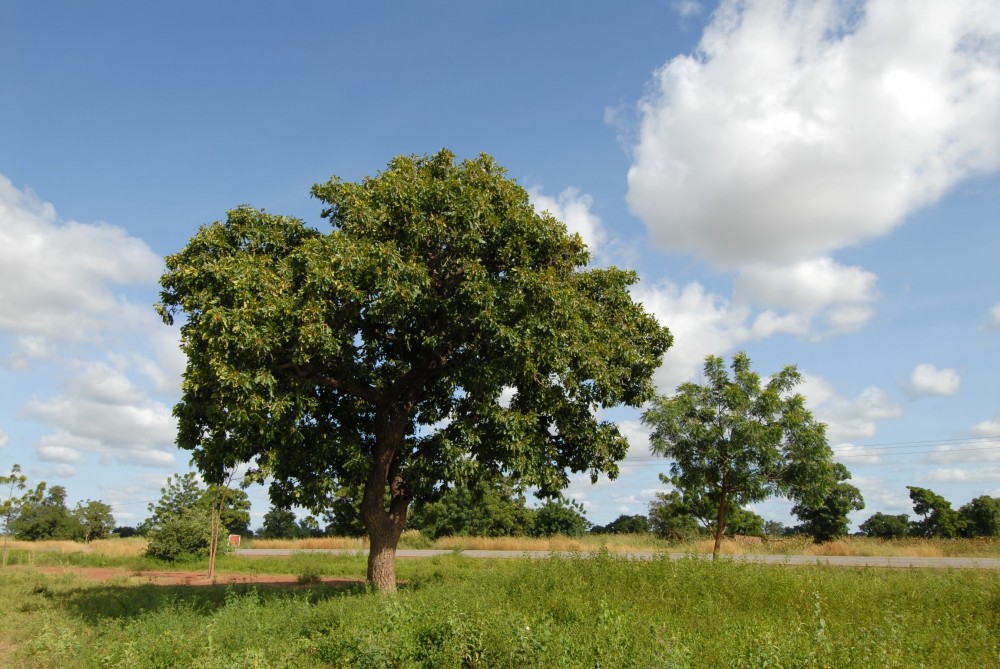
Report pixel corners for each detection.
[907,486,965,538]
[642,352,834,559]
[74,500,115,543]
[791,462,864,543]
[958,495,1000,538]
[859,512,910,539]
[158,150,671,590]
[9,484,84,541]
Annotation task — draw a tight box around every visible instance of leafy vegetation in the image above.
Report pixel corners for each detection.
[643,353,836,557]
[158,149,671,589]
[141,473,249,562]
[1,553,997,668]
[792,463,865,543]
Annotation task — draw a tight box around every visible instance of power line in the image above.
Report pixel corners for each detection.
[623,444,1000,463]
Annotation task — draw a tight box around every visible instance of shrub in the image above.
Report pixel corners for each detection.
[144,512,215,561]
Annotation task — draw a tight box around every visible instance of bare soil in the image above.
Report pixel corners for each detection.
[19,566,365,588]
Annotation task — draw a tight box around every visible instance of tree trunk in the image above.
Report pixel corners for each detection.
[713,492,728,561]
[367,520,404,592]
[361,406,411,592]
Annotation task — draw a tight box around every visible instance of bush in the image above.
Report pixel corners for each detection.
[144,512,215,561]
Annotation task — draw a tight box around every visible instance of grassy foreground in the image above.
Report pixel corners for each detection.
[2,552,997,668]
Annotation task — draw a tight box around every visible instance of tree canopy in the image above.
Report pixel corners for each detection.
[859,512,910,539]
[158,150,672,589]
[907,486,965,538]
[642,352,834,558]
[791,462,864,543]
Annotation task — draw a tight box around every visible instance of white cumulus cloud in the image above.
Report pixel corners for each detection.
[23,361,178,468]
[631,281,758,391]
[907,363,961,397]
[919,467,1000,484]
[627,0,1000,267]
[735,258,878,335]
[972,415,1000,437]
[799,373,904,444]
[0,175,162,343]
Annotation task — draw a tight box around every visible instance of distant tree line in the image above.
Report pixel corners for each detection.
[255,476,592,540]
[1,464,115,545]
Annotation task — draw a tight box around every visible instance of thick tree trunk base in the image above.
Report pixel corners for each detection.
[367,533,398,592]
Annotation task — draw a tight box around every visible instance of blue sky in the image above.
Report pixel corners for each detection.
[2,0,998,530]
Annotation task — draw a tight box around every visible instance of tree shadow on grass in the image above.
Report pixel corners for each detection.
[51,580,369,624]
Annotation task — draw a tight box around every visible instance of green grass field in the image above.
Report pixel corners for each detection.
[1,551,997,668]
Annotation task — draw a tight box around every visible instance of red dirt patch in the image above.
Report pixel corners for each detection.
[21,566,364,588]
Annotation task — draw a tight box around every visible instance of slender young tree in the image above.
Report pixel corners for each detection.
[642,352,834,559]
[158,150,671,590]
[1,464,28,567]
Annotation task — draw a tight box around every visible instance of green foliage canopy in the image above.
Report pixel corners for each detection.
[642,352,834,557]
[859,512,911,539]
[791,462,864,543]
[8,484,84,541]
[158,150,671,589]
[907,486,965,538]
[408,476,536,539]
[531,499,590,537]
[73,500,115,543]
[591,514,650,535]
[958,495,1000,538]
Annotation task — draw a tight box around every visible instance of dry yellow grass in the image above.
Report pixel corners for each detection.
[433,535,588,552]
[803,538,945,558]
[2,537,147,557]
[245,536,367,550]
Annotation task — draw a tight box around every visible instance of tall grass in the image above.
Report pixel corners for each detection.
[3,553,997,668]
[7,533,999,563]
[0,537,147,557]
[244,533,1000,557]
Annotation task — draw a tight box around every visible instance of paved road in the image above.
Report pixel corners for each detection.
[235,548,1000,569]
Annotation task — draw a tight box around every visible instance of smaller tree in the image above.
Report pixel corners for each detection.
[592,514,649,535]
[531,499,590,537]
[763,520,785,537]
[408,476,535,539]
[260,505,300,539]
[73,500,115,543]
[907,486,965,538]
[145,511,214,561]
[321,486,367,538]
[643,353,834,558]
[791,463,864,543]
[142,472,246,562]
[10,484,84,541]
[648,490,702,542]
[725,507,765,537]
[1,464,28,567]
[859,512,910,539]
[958,496,1000,538]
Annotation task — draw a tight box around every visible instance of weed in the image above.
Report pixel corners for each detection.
[297,565,322,585]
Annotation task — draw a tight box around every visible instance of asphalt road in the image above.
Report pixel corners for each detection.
[234,548,1000,569]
